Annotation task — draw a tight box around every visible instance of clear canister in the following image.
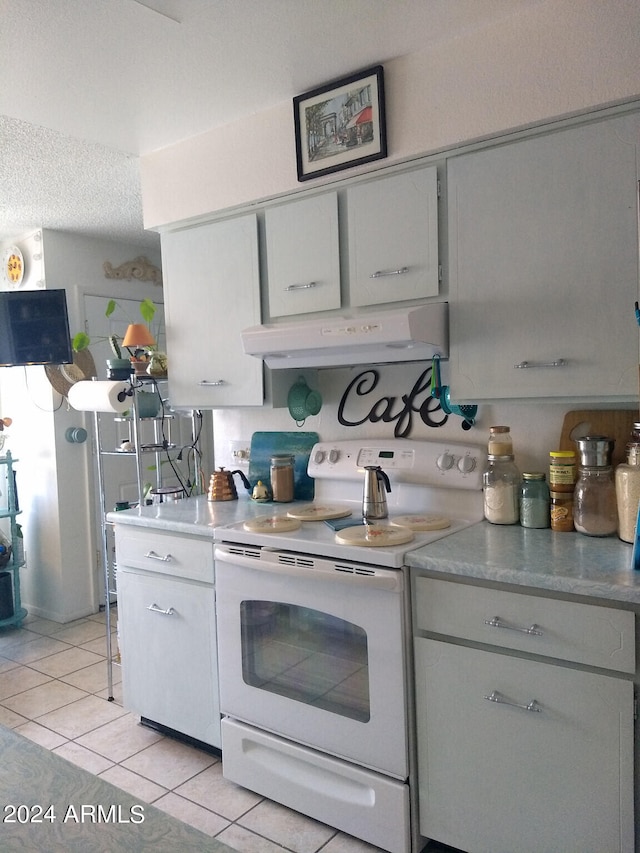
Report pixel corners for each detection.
[483,455,520,525]
[488,426,513,457]
[520,472,550,529]
[615,442,640,543]
[270,454,295,502]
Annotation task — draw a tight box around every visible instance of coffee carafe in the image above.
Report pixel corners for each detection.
[362,466,391,520]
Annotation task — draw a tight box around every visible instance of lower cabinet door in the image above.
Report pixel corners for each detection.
[117,569,220,748]
[414,638,634,853]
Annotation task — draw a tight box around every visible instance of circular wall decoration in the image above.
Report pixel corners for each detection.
[2,246,25,288]
[44,349,97,398]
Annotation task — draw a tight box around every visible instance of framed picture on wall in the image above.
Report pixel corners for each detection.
[293,65,387,182]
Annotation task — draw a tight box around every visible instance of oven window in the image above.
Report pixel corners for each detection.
[240,600,370,723]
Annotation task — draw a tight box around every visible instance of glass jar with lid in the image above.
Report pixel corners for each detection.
[270,454,295,502]
[549,450,576,493]
[615,441,640,543]
[573,437,617,537]
[520,472,550,529]
[488,426,513,457]
[483,455,520,524]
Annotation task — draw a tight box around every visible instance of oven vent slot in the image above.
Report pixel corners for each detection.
[227,545,261,560]
[277,554,315,569]
[334,563,376,577]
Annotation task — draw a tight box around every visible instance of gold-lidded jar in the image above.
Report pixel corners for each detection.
[549,450,577,493]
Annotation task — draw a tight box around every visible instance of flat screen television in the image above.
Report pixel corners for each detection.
[0,289,73,366]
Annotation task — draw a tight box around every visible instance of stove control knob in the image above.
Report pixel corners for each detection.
[436,452,455,471]
[458,455,477,474]
[328,449,340,464]
[313,450,325,465]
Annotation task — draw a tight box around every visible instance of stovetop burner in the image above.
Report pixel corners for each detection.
[219,438,485,568]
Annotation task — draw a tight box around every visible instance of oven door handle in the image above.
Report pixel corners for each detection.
[214,546,403,591]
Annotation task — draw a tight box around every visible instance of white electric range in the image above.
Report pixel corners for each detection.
[215,438,484,853]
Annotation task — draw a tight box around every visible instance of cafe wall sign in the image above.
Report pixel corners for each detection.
[337,367,448,438]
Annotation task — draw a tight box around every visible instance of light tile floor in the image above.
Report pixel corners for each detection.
[0,609,403,853]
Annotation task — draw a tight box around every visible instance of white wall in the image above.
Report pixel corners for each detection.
[139,0,640,483]
[0,229,162,622]
[140,0,640,228]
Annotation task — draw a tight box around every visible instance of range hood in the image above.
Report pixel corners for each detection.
[241,303,448,369]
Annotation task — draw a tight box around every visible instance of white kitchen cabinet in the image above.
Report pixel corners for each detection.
[412,576,635,853]
[161,213,262,408]
[262,164,440,320]
[347,166,439,307]
[414,639,634,853]
[116,527,220,748]
[448,112,640,401]
[265,193,341,317]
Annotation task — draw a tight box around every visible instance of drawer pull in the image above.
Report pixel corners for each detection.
[370,266,409,279]
[147,603,175,616]
[484,690,541,713]
[144,550,173,563]
[484,616,543,636]
[513,359,567,369]
[198,379,226,387]
[285,281,318,291]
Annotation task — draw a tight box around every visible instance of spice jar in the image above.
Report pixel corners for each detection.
[488,426,513,457]
[483,455,520,525]
[550,491,574,532]
[520,473,550,529]
[270,454,295,502]
[615,442,640,543]
[573,436,617,537]
[549,450,576,493]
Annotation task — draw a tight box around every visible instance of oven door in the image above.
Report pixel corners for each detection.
[215,544,409,779]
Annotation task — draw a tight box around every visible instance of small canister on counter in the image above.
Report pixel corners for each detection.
[483,455,520,525]
[549,450,577,492]
[488,426,513,457]
[520,472,550,529]
[550,490,574,532]
[615,437,640,543]
[270,453,295,502]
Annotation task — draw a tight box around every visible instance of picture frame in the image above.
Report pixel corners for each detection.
[293,65,387,182]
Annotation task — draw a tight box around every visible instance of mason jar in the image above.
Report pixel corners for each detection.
[483,455,520,525]
[520,472,550,529]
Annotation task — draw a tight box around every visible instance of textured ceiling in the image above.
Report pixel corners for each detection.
[0,0,540,248]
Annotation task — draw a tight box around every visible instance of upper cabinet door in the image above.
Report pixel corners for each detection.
[265,193,341,318]
[448,113,640,402]
[347,166,439,308]
[161,213,263,408]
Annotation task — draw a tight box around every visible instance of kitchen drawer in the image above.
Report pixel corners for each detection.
[413,577,635,673]
[115,526,214,583]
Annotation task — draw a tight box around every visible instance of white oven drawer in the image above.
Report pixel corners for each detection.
[115,526,214,582]
[222,718,410,853]
[414,577,635,673]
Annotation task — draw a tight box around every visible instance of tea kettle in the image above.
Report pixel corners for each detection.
[362,466,391,520]
[207,467,251,501]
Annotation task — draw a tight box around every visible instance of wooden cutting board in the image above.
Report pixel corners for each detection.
[559,409,637,468]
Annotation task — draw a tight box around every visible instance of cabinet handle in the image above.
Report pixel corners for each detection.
[144,550,173,563]
[369,266,409,279]
[484,616,543,636]
[198,380,226,386]
[484,690,541,713]
[513,359,567,369]
[147,603,175,616]
[285,281,318,291]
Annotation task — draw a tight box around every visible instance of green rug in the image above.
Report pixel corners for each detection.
[0,724,234,852]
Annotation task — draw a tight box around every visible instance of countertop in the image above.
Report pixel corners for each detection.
[106,494,278,537]
[108,497,640,606]
[406,521,640,605]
